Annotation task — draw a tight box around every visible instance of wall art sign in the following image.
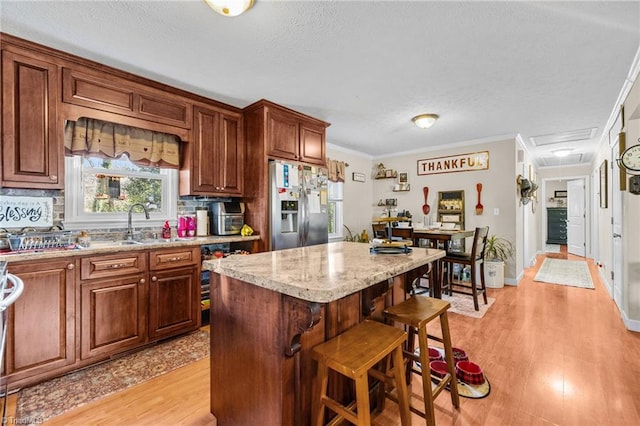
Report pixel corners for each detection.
[417,151,489,175]
[0,196,53,228]
[352,172,366,182]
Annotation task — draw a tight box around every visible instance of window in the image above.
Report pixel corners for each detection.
[327,181,344,240]
[64,154,177,230]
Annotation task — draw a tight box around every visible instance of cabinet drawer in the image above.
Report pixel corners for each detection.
[63,68,135,114]
[149,247,199,270]
[81,252,147,280]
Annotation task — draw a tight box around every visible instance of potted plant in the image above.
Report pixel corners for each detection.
[483,235,514,288]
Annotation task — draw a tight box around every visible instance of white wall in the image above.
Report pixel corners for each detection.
[372,138,521,284]
[326,144,373,240]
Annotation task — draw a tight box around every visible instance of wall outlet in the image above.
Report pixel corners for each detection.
[493,208,500,215]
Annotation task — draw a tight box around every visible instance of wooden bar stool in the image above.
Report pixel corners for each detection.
[383,296,460,426]
[311,319,412,426]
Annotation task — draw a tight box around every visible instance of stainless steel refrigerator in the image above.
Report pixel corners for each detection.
[269,160,329,250]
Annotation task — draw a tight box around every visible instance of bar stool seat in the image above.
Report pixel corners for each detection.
[311,319,412,426]
[383,296,460,426]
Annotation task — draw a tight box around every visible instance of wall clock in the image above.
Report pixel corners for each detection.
[619,144,640,173]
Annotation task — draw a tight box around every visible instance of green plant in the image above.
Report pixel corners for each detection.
[343,225,360,242]
[484,235,514,262]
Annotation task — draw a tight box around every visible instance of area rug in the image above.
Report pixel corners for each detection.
[16,329,210,423]
[544,244,561,253]
[534,258,594,289]
[440,292,495,319]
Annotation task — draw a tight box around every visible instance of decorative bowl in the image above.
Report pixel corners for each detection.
[428,347,443,361]
[455,361,485,385]
[429,360,449,379]
[452,347,468,363]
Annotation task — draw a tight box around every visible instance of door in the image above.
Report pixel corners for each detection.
[567,179,586,256]
[611,141,624,309]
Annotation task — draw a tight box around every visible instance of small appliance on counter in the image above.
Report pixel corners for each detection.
[210,202,245,235]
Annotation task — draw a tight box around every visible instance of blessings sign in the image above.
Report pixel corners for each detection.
[0,196,53,228]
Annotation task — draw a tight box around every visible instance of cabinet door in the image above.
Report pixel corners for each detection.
[191,106,220,193]
[218,111,244,195]
[5,259,76,380]
[62,67,191,128]
[189,106,243,196]
[80,274,148,359]
[266,107,299,161]
[148,265,200,340]
[1,50,61,188]
[299,121,326,165]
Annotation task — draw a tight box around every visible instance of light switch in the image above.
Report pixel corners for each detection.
[494,208,500,215]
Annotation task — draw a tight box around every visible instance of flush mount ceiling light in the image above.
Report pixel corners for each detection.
[204,0,254,17]
[412,114,439,129]
[553,148,573,157]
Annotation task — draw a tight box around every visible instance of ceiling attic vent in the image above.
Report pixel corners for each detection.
[529,128,597,146]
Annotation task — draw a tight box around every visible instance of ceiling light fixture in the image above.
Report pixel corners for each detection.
[553,149,573,158]
[204,0,254,17]
[412,114,439,129]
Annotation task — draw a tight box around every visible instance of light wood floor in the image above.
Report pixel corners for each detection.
[7,251,640,425]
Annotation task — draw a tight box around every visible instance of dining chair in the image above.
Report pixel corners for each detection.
[440,226,489,311]
[372,223,388,239]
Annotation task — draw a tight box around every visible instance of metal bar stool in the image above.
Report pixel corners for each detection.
[311,319,412,426]
[383,296,460,426]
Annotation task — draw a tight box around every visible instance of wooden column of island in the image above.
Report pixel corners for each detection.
[202,241,445,426]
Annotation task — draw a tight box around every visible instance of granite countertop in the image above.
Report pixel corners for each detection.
[203,241,445,303]
[0,235,260,263]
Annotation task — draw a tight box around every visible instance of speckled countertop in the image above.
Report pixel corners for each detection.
[203,241,445,303]
[0,235,260,262]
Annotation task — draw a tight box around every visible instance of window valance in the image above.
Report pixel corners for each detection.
[64,117,180,168]
[327,158,346,182]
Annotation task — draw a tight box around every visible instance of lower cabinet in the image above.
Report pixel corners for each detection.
[80,274,148,359]
[149,265,199,339]
[5,259,77,385]
[4,245,201,390]
[148,246,200,340]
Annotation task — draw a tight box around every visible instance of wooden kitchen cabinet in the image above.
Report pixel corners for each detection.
[5,258,76,385]
[148,247,200,340]
[1,49,62,189]
[180,105,244,196]
[80,252,148,359]
[62,66,192,129]
[247,99,329,166]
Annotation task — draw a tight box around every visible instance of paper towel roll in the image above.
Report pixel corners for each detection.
[196,208,208,236]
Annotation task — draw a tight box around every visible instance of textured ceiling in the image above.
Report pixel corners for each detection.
[2,1,639,168]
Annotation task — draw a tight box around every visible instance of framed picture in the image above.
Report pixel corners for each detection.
[398,172,408,183]
[600,159,608,208]
[554,190,567,198]
[352,172,365,182]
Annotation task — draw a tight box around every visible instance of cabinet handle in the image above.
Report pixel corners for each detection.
[151,276,158,282]
[169,257,184,262]
[67,263,75,270]
[139,278,146,284]
[107,263,127,269]
[50,175,57,180]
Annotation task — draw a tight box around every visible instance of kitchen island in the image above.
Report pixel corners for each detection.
[202,241,445,425]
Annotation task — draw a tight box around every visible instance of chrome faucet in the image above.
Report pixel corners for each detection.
[126,203,150,240]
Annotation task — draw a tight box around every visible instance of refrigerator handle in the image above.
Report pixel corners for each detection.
[300,187,310,246]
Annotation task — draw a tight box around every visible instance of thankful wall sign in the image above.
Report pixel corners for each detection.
[417,151,489,175]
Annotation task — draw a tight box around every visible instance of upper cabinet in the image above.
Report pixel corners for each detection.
[62,67,192,129]
[180,105,244,196]
[1,49,62,189]
[251,100,329,166]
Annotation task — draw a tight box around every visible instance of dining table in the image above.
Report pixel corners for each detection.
[410,227,475,298]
